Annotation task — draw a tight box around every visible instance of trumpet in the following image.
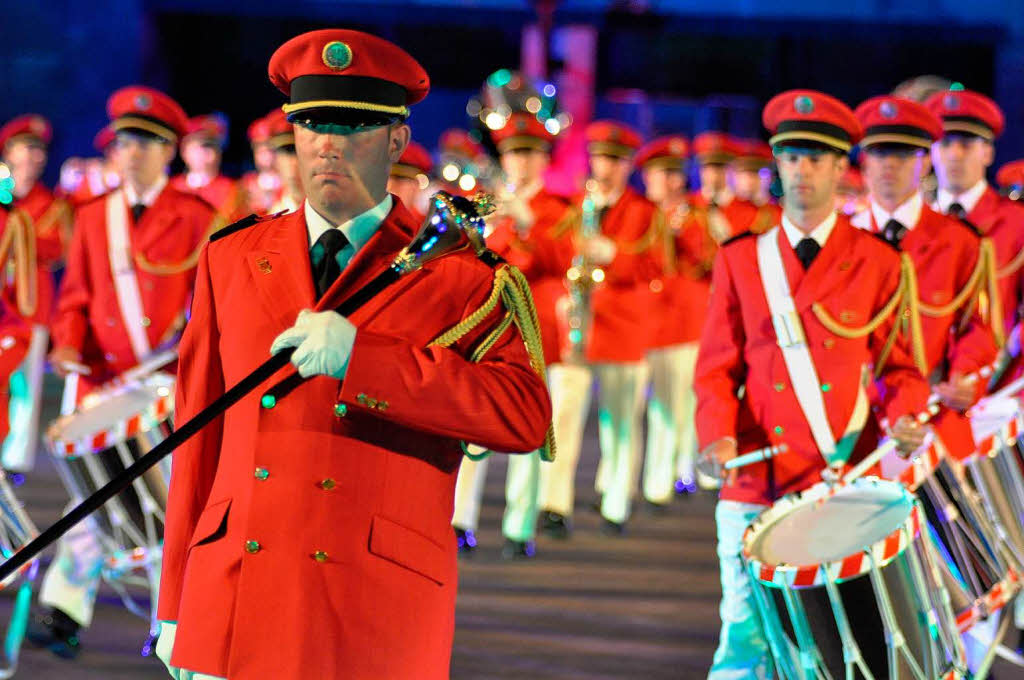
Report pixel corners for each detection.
[565,179,606,363]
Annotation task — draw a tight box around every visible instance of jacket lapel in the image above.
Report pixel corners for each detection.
[247,211,315,328]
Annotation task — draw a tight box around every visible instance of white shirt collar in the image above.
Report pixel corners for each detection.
[123,174,167,207]
[935,179,987,215]
[870,192,923,232]
[781,211,838,249]
[304,194,393,253]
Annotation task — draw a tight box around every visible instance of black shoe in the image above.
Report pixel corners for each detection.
[453,526,477,555]
[26,607,82,659]
[600,518,626,536]
[501,539,536,560]
[540,511,571,539]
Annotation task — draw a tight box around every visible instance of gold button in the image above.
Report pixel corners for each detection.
[357,393,367,405]
[774,383,785,392]
[333,402,347,418]
[312,550,328,563]
[823,338,835,349]
[319,478,336,491]
[378,400,389,412]
[255,467,269,480]
[141,316,151,328]
[245,540,261,554]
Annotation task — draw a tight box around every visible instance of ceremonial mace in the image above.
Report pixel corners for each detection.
[0,191,493,582]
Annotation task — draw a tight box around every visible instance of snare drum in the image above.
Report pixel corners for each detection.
[45,373,174,553]
[743,477,965,680]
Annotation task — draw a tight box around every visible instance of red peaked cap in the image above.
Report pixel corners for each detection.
[997,160,1024,189]
[585,120,642,159]
[263,109,294,149]
[93,125,116,152]
[924,88,1004,140]
[763,89,862,153]
[854,95,942,150]
[391,141,433,179]
[184,114,229,147]
[0,114,52,149]
[268,29,429,123]
[490,112,556,153]
[106,85,189,143]
[634,135,689,170]
[692,132,744,165]
[247,116,272,145]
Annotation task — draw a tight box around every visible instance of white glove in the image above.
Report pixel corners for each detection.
[270,309,357,379]
[155,620,181,679]
[585,235,617,265]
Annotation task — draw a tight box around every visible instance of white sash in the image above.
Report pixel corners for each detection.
[106,190,152,362]
[756,228,869,464]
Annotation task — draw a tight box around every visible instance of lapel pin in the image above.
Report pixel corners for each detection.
[256,257,272,274]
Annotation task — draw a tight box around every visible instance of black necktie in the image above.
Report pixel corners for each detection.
[948,202,967,220]
[795,237,820,270]
[310,229,349,299]
[131,204,146,223]
[882,218,907,249]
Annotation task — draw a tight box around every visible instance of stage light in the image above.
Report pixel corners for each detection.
[442,164,461,182]
[485,111,506,130]
[458,174,476,191]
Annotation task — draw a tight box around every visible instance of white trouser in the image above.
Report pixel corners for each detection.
[38,503,105,627]
[644,342,699,503]
[538,361,649,524]
[2,324,48,471]
[451,449,542,541]
[709,500,774,680]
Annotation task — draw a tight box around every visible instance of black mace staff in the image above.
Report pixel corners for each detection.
[0,191,494,582]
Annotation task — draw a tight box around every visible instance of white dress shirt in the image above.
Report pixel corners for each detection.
[935,179,987,215]
[123,173,168,208]
[870,192,923,232]
[781,211,838,249]
[304,194,393,256]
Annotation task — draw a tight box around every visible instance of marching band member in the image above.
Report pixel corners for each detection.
[266,108,304,214]
[386,139,432,224]
[635,134,707,502]
[28,86,219,657]
[171,114,246,220]
[0,114,73,471]
[695,90,930,678]
[996,159,1024,200]
[240,113,282,215]
[155,29,550,680]
[451,112,575,557]
[689,131,774,242]
[729,139,779,216]
[926,89,1024,345]
[537,120,662,536]
[852,95,999,461]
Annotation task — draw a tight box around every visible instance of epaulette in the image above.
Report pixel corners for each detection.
[209,210,285,242]
[721,230,755,247]
[868,231,901,252]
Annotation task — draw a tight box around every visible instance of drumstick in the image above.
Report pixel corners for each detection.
[57,360,91,376]
[723,444,788,471]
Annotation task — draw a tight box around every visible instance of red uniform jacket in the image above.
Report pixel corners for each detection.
[695,217,930,505]
[5,183,72,325]
[51,185,216,384]
[171,174,246,222]
[853,205,998,459]
[158,199,551,680]
[0,296,29,439]
[485,188,576,364]
[650,200,719,348]
[563,187,662,363]
[962,186,1024,336]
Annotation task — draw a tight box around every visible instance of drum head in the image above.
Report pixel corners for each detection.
[747,479,914,566]
[971,395,1020,443]
[48,373,175,447]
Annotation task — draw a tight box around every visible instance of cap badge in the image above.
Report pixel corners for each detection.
[669,139,685,155]
[879,101,897,119]
[322,41,353,71]
[30,117,45,134]
[609,128,621,142]
[794,96,815,114]
[515,119,527,132]
[944,94,960,110]
[134,94,152,110]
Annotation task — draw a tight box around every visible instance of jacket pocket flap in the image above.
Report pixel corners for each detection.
[368,515,446,586]
[187,498,231,550]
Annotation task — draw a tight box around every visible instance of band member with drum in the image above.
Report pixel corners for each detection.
[240,113,282,215]
[266,108,305,215]
[926,89,1024,346]
[451,112,575,557]
[386,139,433,224]
[852,95,999,460]
[695,90,931,678]
[0,114,73,472]
[171,114,246,221]
[155,29,550,680]
[537,120,663,536]
[28,85,219,657]
[635,135,708,501]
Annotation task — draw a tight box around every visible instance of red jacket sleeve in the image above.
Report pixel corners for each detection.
[157,244,225,622]
[694,249,745,447]
[50,208,92,351]
[337,270,551,455]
